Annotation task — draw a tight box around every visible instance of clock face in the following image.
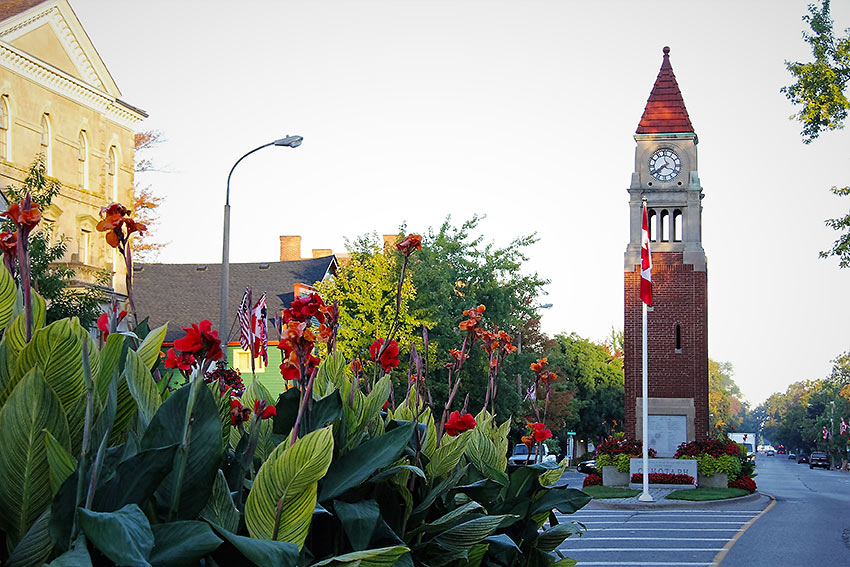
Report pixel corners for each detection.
[648,148,682,182]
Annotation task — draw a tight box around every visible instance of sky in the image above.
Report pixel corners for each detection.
[71,0,850,406]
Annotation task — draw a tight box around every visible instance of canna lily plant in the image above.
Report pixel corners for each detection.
[0,223,589,567]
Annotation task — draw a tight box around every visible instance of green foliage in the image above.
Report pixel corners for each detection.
[595,454,613,468]
[614,453,631,473]
[714,455,742,481]
[696,454,717,477]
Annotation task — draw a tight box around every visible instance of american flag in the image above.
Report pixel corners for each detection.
[238,287,252,354]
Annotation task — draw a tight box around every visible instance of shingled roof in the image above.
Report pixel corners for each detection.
[133,257,336,342]
[636,46,694,134]
[0,0,44,23]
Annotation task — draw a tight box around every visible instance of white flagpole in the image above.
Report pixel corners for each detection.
[639,300,652,501]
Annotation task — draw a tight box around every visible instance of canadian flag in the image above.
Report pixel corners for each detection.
[640,202,653,306]
[841,418,847,436]
[823,426,831,440]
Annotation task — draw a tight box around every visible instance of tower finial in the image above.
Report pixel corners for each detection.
[663,46,670,55]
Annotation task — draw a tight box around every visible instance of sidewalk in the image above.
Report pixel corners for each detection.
[588,488,762,510]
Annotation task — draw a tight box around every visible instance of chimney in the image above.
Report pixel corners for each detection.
[312,249,333,258]
[280,236,302,261]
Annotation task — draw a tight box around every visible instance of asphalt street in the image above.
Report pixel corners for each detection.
[554,454,850,566]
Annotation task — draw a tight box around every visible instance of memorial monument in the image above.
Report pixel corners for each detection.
[623,47,709,455]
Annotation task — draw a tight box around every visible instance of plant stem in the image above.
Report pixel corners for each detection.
[290,367,317,446]
[272,496,286,540]
[169,360,205,520]
[72,340,95,540]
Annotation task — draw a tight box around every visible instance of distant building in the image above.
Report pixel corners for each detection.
[0,0,146,295]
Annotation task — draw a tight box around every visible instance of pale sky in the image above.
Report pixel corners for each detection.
[72,0,850,406]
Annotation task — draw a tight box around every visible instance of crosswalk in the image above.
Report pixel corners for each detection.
[553,509,764,566]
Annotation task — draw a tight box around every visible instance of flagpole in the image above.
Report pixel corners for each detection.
[639,301,653,501]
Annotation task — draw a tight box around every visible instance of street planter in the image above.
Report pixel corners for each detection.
[602,466,629,487]
[629,472,696,490]
[628,482,696,490]
[698,472,728,489]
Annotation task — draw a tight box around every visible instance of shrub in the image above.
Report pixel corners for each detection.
[615,453,631,473]
[596,454,614,468]
[583,473,603,487]
[631,473,695,485]
[715,454,742,480]
[674,437,741,458]
[697,454,717,476]
[597,436,656,457]
[728,475,757,492]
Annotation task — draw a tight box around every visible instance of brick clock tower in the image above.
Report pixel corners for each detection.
[624,47,709,455]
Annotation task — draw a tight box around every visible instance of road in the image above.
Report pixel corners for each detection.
[553,454,850,566]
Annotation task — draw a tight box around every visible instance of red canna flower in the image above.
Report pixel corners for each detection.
[230,398,251,425]
[253,399,277,420]
[458,305,486,332]
[174,320,223,362]
[0,231,17,255]
[396,234,422,256]
[521,434,535,449]
[379,339,400,373]
[527,422,552,442]
[97,313,109,334]
[350,358,363,374]
[530,357,548,372]
[164,348,196,371]
[96,203,146,249]
[444,411,477,436]
[1,199,41,232]
[369,338,384,361]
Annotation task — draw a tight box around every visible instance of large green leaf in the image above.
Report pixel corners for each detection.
[136,323,168,370]
[464,424,501,474]
[530,487,591,515]
[537,521,584,552]
[427,429,472,478]
[313,350,348,397]
[0,261,17,329]
[432,515,515,553]
[5,508,52,567]
[78,504,154,567]
[210,382,231,450]
[124,349,161,429]
[539,458,569,487]
[320,421,415,502]
[4,291,45,360]
[149,520,222,566]
[46,534,93,567]
[245,426,334,549]
[92,445,178,512]
[141,384,221,520]
[111,375,139,441]
[0,368,70,546]
[208,522,299,567]
[44,430,77,498]
[334,499,380,551]
[312,545,410,567]
[95,333,125,404]
[200,469,240,533]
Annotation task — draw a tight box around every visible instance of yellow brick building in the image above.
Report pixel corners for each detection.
[0,0,145,294]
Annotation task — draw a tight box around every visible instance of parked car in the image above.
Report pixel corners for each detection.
[766,449,775,456]
[577,460,598,475]
[797,453,809,464]
[508,443,557,470]
[809,452,830,469]
[788,452,797,459]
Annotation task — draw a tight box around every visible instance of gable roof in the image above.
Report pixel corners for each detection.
[636,46,695,135]
[133,257,337,343]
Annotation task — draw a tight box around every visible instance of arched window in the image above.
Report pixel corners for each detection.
[41,114,52,175]
[648,210,657,241]
[78,131,89,189]
[673,209,683,242]
[660,210,669,242]
[0,96,9,161]
[108,146,118,201]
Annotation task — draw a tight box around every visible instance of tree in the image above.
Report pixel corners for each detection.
[132,130,166,261]
[2,156,108,328]
[783,1,850,266]
[708,359,748,432]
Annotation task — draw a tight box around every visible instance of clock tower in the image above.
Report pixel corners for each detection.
[624,47,709,452]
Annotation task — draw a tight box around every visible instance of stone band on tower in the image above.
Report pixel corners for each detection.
[623,47,709,454]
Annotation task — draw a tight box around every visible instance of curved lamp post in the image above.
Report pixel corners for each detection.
[219,135,303,347]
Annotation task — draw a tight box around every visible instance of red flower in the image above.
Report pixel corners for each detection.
[1,198,41,231]
[350,358,363,374]
[583,473,603,488]
[369,338,383,361]
[284,293,326,324]
[254,399,277,420]
[444,411,476,436]
[0,231,17,255]
[521,434,535,449]
[396,234,422,256]
[96,203,146,249]
[527,422,552,442]
[379,339,400,372]
[230,398,251,425]
[174,320,223,361]
[458,305,485,332]
[164,348,196,371]
[97,313,109,334]
[530,357,548,372]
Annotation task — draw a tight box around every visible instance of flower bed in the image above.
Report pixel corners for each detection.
[630,473,695,485]
[728,475,757,493]
[583,473,603,488]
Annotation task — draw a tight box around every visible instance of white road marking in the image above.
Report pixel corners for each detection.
[560,548,724,552]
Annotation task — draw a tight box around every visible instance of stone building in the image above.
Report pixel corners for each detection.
[0,0,146,295]
[623,47,709,452]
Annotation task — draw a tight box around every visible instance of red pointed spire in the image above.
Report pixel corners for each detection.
[636,46,694,134]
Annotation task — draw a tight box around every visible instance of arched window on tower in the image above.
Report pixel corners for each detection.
[673,209,683,242]
[675,324,682,353]
[660,210,669,242]
[648,209,657,241]
[41,114,52,176]
[78,131,89,189]
[0,96,9,161]
[108,146,118,201]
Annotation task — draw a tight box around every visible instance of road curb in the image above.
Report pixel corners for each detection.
[587,490,763,510]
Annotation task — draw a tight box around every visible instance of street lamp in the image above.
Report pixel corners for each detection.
[219,136,303,346]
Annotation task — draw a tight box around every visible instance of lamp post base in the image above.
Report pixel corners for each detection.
[638,491,654,502]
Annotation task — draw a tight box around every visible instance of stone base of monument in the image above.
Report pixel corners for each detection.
[602,466,629,487]
[697,473,728,489]
[628,482,695,490]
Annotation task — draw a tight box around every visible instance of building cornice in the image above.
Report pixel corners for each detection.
[0,40,145,129]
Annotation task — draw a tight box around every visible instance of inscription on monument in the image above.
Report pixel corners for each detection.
[647,415,687,457]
